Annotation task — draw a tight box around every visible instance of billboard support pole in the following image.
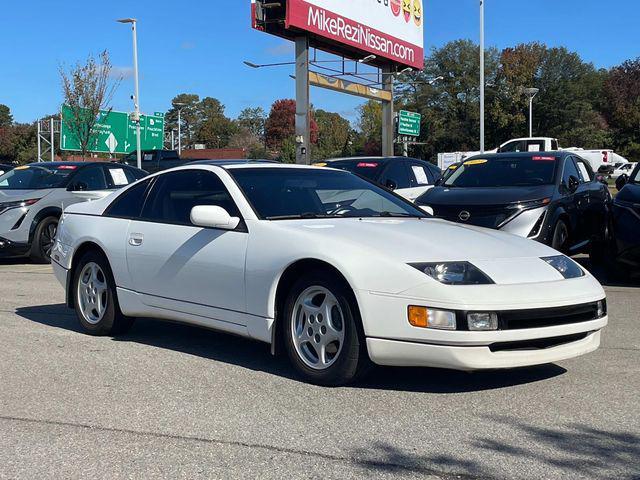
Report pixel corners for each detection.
[295,36,311,165]
[381,66,394,157]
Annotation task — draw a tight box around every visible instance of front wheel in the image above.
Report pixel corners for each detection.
[30,216,58,264]
[283,272,369,386]
[72,250,134,336]
[551,219,570,253]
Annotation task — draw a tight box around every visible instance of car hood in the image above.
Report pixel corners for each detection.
[417,185,556,206]
[268,218,574,287]
[275,217,556,262]
[0,189,54,203]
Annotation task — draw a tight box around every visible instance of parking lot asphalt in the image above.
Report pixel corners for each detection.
[0,259,638,480]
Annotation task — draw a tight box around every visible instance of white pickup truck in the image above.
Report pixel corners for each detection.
[438,137,629,174]
[497,137,628,173]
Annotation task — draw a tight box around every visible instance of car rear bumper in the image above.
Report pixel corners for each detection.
[367,330,601,370]
[0,236,30,258]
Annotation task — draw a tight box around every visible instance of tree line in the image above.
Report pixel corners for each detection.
[1,40,638,165]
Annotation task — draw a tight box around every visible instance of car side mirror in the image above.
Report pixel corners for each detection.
[567,175,580,193]
[190,205,240,230]
[616,174,629,192]
[385,179,397,191]
[419,205,434,215]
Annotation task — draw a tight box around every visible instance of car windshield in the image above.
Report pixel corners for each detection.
[444,156,557,188]
[229,168,426,220]
[0,165,75,190]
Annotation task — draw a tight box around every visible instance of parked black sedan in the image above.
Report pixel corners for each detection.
[612,164,640,272]
[317,157,442,202]
[416,152,611,259]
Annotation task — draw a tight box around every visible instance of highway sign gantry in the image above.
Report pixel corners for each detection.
[60,105,164,154]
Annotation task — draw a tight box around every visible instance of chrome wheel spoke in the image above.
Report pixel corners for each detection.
[76,262,108,325]
[291,286,345,371]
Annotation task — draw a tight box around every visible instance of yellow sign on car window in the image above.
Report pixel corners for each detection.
[14,166,29,170]
[464,159,488,166]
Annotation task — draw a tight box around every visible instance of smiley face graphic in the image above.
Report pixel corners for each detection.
[402,0,412,22]
[390,0,401,17]
[413,0,422,26]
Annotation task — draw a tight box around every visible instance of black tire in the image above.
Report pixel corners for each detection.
[30,216,59,264]
[551,219,570,253]
[282,271,369,386]
[590,216,613,266]
[71,250,134,336]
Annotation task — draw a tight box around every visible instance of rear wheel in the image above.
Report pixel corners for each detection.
[72,250,134,336]
[30,216,58,264]
[283,272,369,386]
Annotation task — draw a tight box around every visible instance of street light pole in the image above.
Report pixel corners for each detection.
[117,18,142,170]
[524,87,540,137]
[479,0,485,154]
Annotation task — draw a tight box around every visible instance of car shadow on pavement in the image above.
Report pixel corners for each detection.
[471,415,640,479]
[348,418,640,479]
[17,303,566,393]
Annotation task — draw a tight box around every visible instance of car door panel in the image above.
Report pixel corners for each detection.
[126,221,248,320]
[124,169,248,327]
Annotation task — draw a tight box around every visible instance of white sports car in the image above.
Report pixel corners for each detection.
[52,163,608,385]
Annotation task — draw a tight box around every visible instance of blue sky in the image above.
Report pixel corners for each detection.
[1,0,639,124]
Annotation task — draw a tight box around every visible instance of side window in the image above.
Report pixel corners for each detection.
[143,153,154,162]
[103,165,142,189]
[500,141,522,153]
[69,165,108,191]
[142,170,241,226]
[562,158,581,185]
[525,140,545,152]
[104,179,152,219]
[381,161,411,189]
[408,163,432,186]
[161,151,181,162]
[551,139,559,150]
[575,158,593,183]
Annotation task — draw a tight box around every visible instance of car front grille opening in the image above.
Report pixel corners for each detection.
[499,303,600,330]
[489,332,592,352]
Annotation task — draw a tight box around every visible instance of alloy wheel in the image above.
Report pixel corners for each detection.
[291,286,345,370]
[77,262,109,325]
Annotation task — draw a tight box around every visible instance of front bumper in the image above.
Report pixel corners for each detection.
[367,330,601,370]
[0,236,30,258]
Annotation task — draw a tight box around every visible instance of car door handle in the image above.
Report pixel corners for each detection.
[129,233,144,247]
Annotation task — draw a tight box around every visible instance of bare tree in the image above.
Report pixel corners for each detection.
[60,51,120,159]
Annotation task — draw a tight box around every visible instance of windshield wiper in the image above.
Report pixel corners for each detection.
[266,212,333,220]
[377,211,423,218]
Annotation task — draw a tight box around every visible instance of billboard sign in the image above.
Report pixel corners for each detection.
[60,105,164,154]
[252,0,424,70]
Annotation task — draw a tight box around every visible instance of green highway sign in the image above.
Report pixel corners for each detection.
[397,110,421,137]
[60,105,165,154]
